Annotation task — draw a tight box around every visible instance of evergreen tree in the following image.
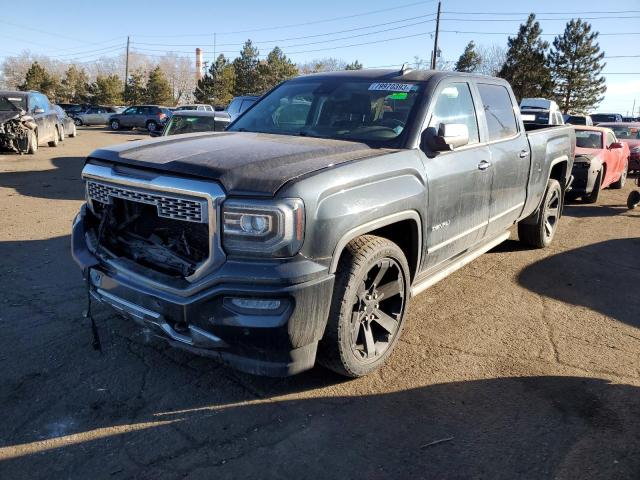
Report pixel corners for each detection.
[548,19,606,114]
[345,60,363,70]
[91,74,123,105]
[498,14,554,101]
[124,70,146,105]
[60,65,90,103]
[145,66,173,105]
[455,41,481,73]
[195,54,236,106]
[233,40,260,95]
[256,47,298,93]
[19,62,59,99]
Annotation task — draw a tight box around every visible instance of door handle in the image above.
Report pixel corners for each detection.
[478,160,491,171]
[519,150,530,158]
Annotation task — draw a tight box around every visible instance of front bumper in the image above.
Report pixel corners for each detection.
[72,205,335,377]
[570,162,599,195]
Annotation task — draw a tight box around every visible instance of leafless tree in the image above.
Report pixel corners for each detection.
[475,44,507,77]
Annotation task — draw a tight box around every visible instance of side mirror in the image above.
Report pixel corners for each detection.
[609,142,624,149]
[423,123,470,151]
[33,107,45,114]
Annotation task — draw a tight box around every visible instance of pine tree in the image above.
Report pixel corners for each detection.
[60,65,90,103]
[124,70,146,105]
[256,47,298,93]
[19,62,59,99]
[455,41,481,73]
[145,66,173,105]
[498,14,554,101]
[195,54,236,106]
[548,19,606,114]
[345,60,363,70]
[91,74,123,105]
[233,40,260,95]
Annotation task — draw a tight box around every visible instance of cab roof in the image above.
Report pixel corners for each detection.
[294,68,497,83]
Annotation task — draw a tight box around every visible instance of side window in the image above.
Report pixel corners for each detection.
[606,132,615,147]
[240,100,255,113]
[477,83,518,141]
[427,82,480,145]
[227,99,241,114]
[39,94,51,112]
[30,94,42,112]
[124,107,136,115]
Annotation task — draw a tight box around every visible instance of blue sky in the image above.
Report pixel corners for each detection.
[1,0,638,113]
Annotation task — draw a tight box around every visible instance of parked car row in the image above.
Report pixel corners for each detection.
[0,90,79,154]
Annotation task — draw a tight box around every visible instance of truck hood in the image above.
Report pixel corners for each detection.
[88,132,393,195]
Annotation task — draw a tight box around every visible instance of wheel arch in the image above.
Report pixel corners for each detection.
[329,211,422,282]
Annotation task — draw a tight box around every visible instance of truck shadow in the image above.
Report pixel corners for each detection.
[1,375,638,479]
[0,156,86,201]
[518,238,640,328]
[563,203,631,218]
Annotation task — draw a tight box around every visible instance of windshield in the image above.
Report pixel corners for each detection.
[567,116,587,125]
[591,114,617,123]
[575,130,603,149]
[521,110,549,124]
[607,125,640,140]
[0,95,25,111]
[165,115,218,135]
[228,79,423,144]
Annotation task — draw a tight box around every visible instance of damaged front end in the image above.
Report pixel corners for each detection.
[80,162,226,282]
[0,112,36,154]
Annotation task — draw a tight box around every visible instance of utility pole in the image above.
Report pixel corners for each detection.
[431,1,441,70]
[124,36,130,99]
[632,98,636,118]
[212,32,217,106]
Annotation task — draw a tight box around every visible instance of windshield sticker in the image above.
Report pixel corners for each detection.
[369,82,415,92]
[387,92,408,100]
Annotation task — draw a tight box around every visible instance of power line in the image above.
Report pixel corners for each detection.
[442,10,640,15]
[441,15,640,22]
[440,29,640,36]
[133,0,436,37]
[133,13,437,47]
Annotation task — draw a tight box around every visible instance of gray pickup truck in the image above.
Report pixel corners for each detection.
[72,69,575,377]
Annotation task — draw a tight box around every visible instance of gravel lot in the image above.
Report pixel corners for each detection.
[1,128,639,479]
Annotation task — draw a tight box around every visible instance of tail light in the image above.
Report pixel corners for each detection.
[158,113,167,120]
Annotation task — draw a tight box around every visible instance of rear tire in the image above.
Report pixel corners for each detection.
[70,124,77,137]
[74,117,82,126]
[583,169,602,204]
[318,235,410,377]
[110,119,120,130]
[518,179,562,248]
[147,120,158,132]
[611,161,628,189]
[628,190,640,209]
[48,127,59,147]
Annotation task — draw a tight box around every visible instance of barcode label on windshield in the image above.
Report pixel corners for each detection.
[368,82,415,92]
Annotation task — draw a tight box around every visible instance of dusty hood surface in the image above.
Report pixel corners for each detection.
[88,132,393,195]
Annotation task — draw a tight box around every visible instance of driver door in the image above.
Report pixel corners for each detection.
[419,81,492,272]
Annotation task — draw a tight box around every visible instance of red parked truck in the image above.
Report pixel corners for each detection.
[569,126,630,203]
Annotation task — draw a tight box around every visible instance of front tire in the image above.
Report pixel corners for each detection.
[611,161,628,189]
[69,124,77,137]
[318,235,410,377]
[110,119,120,130]
[27,130,38,154]
[74,118,82,126]
[48,127,59,147]
[628,190,640,209]
[518,178,562,248]
[147,120,158,132]
[583,169,602,204]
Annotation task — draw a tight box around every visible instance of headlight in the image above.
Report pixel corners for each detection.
[222,198,304,257]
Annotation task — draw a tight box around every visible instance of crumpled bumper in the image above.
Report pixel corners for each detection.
[71,204,335,377]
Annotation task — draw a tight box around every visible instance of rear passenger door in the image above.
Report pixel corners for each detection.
[420,80,492,271]
[477,82,530,239]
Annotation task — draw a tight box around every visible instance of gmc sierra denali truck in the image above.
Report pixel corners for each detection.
[72,69,575,377]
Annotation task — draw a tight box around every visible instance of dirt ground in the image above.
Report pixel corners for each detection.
[0,128,639,480]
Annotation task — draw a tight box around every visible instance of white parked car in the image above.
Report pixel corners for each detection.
[74,106,124,126]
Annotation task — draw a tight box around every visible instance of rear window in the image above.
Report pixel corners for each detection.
[477,83,518,141]
[607,125,640,139]
[165,115,218,135]
[567,116,586,125]
[575,130,603,149]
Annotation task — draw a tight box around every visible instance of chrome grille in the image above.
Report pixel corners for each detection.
[87,180,206,223]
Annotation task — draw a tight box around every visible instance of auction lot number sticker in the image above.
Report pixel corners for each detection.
[368,82,416,92]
